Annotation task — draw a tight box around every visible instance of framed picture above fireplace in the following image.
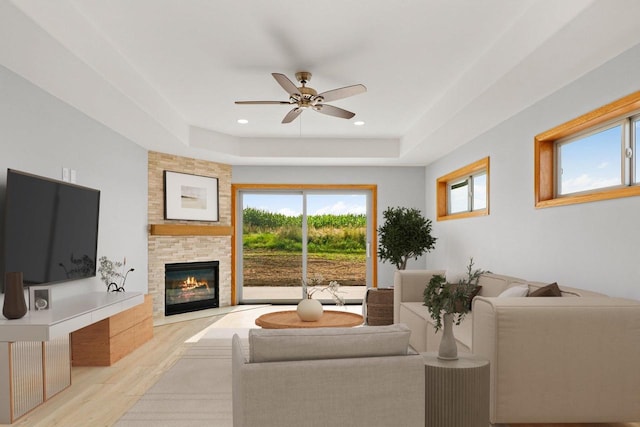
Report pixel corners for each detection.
[164,171,219,221]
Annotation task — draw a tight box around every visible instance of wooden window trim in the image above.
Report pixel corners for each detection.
[535,90,640,208]
[230,183,378,305]
[436,157,490,221]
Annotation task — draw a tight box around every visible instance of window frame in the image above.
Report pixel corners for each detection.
[554,119,627,197]
[631,114,640,184]
[230,183,378,305]
[437,157,490,221]
[535,90,640,208]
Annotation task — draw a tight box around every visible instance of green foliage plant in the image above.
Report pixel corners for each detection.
[422,258,485,331]
[377,207,436,270]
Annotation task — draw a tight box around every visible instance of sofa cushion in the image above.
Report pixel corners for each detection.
[497,284,529,297]
[558,286,607,297]
[528,282,562,297]
[394,269,446,303]
[402,302,431,322]
[248,323,411,363]
[400,302,473,350]
[450,313,473,351]
[477,273,520,297]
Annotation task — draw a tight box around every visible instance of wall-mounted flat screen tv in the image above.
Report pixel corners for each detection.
[3,169,100,287]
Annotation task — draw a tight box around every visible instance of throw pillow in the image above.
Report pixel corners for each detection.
[447,284,483,312]
[497,284,529,297]
[528,282,562,297]
[467,285,482,310]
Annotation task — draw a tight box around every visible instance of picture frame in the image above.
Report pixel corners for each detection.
[29,286,52,311]
[164,171,219,221]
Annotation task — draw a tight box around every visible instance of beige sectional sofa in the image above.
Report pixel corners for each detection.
[395,270,640,424]
[232,324,425,427]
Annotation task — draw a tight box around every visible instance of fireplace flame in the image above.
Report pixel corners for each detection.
[181,276,209,291]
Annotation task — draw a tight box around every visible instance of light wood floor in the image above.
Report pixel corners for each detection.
[2,315,218,427]
[2,309,639,427]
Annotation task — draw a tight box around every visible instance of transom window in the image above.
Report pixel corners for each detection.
[535,91,640,208]
[437,157,489,221]
[556,121,625,196]
[448,171,487,214]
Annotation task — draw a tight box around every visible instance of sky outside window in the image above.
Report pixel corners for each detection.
[243,193,366,216]
[558,125,622,195]
[449,180,468,214]
[472,173,487,210]
[449,173,486,214]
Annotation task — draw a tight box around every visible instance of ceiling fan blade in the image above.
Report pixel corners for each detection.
[315,104,355,119]
[317,84,366,102]
[235,101,292,105]
[272,73,301,97]
[282,107,303,123]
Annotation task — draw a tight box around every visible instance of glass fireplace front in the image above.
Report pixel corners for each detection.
[164,260,219,316]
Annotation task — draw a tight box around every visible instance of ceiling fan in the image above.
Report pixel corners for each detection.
[235,72,366,124]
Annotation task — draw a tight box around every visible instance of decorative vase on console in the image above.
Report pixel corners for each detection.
[2,271,28,319]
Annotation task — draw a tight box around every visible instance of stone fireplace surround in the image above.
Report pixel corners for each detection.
[148,151,232,320]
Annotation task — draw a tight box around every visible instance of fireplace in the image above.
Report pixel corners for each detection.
[165,261,219,316]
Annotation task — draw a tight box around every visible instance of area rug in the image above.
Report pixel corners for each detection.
[115,306,363,426]
[115,335,246,427]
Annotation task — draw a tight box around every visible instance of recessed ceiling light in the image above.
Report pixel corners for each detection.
[354,121,365,126]
[237,119,249,124]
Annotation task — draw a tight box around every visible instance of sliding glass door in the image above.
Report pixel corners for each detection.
[241,192,304,301]
[237,187,374,304]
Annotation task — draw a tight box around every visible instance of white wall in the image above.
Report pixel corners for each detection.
[425,43,640,300]
[0,64,148,304]
[232,165,428,286]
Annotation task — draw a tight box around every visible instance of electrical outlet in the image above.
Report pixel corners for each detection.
[70,169,77,183]
[62,167,70,182]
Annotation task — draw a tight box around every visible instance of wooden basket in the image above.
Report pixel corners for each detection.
[366,288,394,325]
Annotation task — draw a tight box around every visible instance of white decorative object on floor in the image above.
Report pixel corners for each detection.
[296,298,323,321]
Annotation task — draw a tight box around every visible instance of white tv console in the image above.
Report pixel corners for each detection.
[0,291,143,423]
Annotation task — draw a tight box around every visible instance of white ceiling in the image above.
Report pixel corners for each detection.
[4,0,640,166]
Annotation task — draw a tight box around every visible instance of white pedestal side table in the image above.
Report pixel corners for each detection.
[422,352,489,427]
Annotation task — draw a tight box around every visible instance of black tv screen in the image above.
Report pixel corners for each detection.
[3,169,100,286]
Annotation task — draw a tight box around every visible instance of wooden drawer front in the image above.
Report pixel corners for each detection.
[109,326,136,364]
[134,317,154,347]
[71,295,153,366]
[110,296,152,337]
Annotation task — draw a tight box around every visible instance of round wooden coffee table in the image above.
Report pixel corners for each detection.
[255,310,364,329]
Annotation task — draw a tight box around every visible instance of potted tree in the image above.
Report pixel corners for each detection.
[377,207,437,270]
[423,258,485,360]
